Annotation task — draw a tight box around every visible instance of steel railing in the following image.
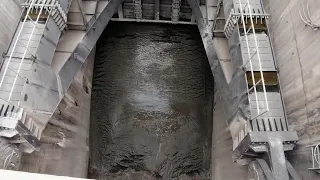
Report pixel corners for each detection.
[0,0,50,107]
[238,0,269,121]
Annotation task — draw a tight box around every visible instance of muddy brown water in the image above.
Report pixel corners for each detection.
[89,21,214,179]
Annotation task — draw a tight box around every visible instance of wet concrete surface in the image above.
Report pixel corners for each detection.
[89,22,214,179]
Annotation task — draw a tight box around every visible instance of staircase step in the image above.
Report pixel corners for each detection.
[213,30,225,37]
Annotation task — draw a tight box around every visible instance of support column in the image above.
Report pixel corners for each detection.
[268,138,289,180]
[154,0,160,20]
[171,0,181,22]
[134,0,142,19]
[186,0,219,73]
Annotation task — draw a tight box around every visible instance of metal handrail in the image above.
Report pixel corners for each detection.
[238,0,260,113]
[246,0,269,112]
[313,143,320,167]
[307,143,320,170]
[0,0,37,90]
[238,0,269,117]
[9,0,48,104]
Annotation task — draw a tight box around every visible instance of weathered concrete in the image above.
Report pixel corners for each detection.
[262,0,320,179]
[19,48,95,178]
[89,22,214,180]
[0,169,91,180]
[211,90,247,180]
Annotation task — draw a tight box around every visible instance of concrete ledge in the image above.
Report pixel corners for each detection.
[0,169,92,180]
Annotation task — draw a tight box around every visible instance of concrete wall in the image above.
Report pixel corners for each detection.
[263,0,320,179]
[211,90,247,180]
[0,0,23,56]
[20,48,95,178]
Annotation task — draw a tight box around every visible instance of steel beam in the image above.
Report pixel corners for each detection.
[186,0,235,95]
[186,0,219,73]
[111,18,196,25]
[76,0,87,27]
[27,0,123,140]
[94,0,99,19]
[58,0,123,95]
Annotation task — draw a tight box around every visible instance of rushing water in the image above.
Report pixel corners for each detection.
[89,22,214,179]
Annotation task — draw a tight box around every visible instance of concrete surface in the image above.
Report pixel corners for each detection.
[262,0,320,179]
[211,90,247,180]
[19,47,95,178]
[0,169,92,180]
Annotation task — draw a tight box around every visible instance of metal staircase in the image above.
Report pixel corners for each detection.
[218,0,300,179]
[0,0,47,153]
[0,103,41,153]
[0,0,67,154]
[212,0,226,37]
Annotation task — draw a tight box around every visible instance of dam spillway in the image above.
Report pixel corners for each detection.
[89,22,214,179]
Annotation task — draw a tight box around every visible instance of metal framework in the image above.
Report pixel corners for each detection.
[308,143,320,173]
[0,0,67,156]
[0,0,67,106]
[238,0,269,119]
[7,0,47,104]
[0,0,49,154]
[298,0,320,30]
[222,0,300,179]
[0,0,121,170]
[211,0,227,37]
